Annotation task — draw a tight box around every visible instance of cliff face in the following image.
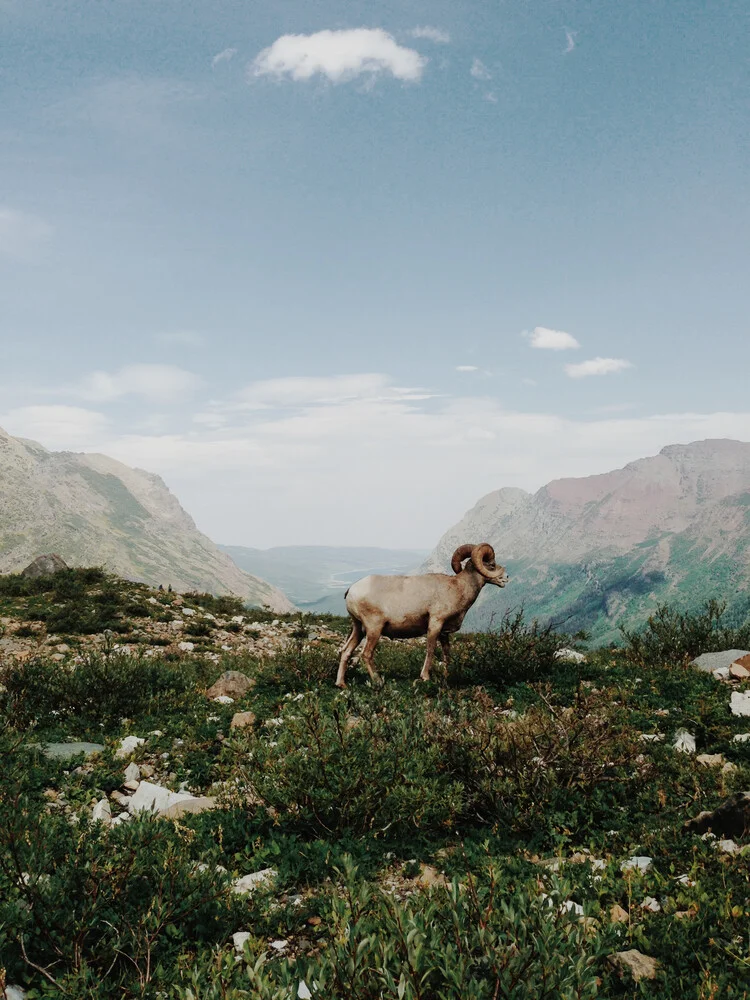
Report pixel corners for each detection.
[0,426,294,612]
[424,440,750,642]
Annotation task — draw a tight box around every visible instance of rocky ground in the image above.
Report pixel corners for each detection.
[3,571,750,998]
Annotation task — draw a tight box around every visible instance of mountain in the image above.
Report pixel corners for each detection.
[0,427,293,611]
[424,439,750,643]
[220,545,429,615]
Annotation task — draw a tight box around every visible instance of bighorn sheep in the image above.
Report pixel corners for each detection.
[335,543,508,687]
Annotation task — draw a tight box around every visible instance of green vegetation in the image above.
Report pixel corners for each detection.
[1,577,750,998]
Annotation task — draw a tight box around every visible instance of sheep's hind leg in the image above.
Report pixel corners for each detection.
[336,619,363,688]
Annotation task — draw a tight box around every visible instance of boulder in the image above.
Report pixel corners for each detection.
[4,986,27,1000]
[232,868,277,894]
[696,753,725,767]
[554,648,586,664]
[610,950,659,982]
[127,781,196,816]
[230,711,256,730]
[684,792,750,839]
[207,670,255,700]
[115,735,146,759]
[42,741,104,760]
[673,729,696,753]
[92,798,112,824]
[609,904,629,923]
[161,796,217,819]
[731,692,750,717]
[21,553,69,578]
[692,650,750,674]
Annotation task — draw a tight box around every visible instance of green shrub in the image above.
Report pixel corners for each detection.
[450,609,578,687]
[174,859,611,1000]
[228,687,644,843]
[621,599,750,667]
[0,651,215,730]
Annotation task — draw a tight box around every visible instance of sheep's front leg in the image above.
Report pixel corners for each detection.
[336,619,363,688]
[360,623,384,685]
[419,621,444,682]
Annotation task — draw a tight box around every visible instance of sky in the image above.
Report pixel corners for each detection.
[1,0,749,548]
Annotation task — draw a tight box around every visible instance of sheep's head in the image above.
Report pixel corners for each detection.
[451,543,508,587]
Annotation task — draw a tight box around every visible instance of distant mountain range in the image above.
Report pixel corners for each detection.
[220,545,428,615]
[0,427,293,611]
[424,439,750,643]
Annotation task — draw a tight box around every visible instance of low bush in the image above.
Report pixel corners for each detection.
[229,687,644,844]
[0,651,215,730]
[175,859,611,1000]
[622,599,750,667]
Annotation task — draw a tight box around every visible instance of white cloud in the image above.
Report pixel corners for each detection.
[251,29,427,84]
[232,373,393,409]
[409,26,451,44]
[0,405,108,447]
[470,58,492,81]
[0,207,53,261]
[564,29,577,54]
[565,357,634,379]
[525,327,581,351]
[456,365,479,372]
[74,364,201,403]
[212,47,237,67]
[4,372,750,548]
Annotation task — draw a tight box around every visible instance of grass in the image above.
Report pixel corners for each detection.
[1,576,750,998]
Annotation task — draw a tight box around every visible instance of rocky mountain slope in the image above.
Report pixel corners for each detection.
[221,545,428,615]
[425,439,750,642]
[0,426,293,611]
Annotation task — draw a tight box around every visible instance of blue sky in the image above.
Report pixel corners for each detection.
[1,0,749,547]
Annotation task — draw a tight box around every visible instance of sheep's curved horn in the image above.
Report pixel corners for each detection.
[451,544,476,574]
[471,543,506,580]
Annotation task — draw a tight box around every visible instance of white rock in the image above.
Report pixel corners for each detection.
[232,868,278,895]
[127,780,196,816]
[560,899,584,916]
[714,667,731,680]
[115,735,145,759]
[622,856,653,874]
[213,695,234,704]
[554,648,586,663]
[231,615,245,624]
[148,596,159,605]
[642,896,661,912]
[675,874,695,886]
[731,692,750,717]
[673,729,696,753]
[111,812,131,826]
[732,733,750,743]
[178,641,195,653]
[718,839,740,855]
[4,986,26,1000]
[123,762,141,783]
[182,608,196,617]
[232,931,252,953]
[298,982,313,1000]
[640,733,665,743]
[92,798,112,824]
[149,730,165,737]
[270,939,287,951]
